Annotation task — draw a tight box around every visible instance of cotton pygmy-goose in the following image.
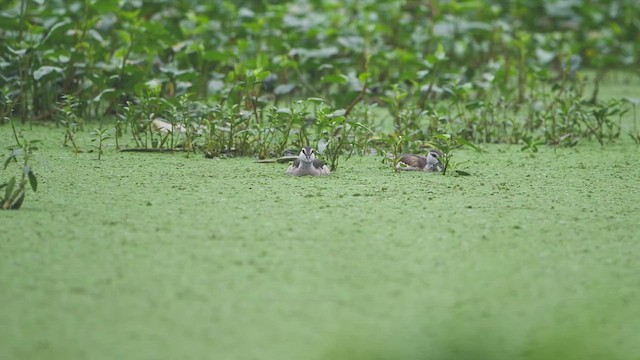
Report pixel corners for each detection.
[287,147,331,176]
[396,149,443,172]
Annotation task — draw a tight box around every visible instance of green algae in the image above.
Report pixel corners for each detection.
[1,125,639,359]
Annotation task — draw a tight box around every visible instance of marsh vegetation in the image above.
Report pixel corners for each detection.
[1,0,639,359]
[2,0,638,157]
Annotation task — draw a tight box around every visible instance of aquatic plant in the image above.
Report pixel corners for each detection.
[90,128,111,160]
[57,95,82,154]
[1,118,38,210]
[430,133,481,176]
[0,0,637,165]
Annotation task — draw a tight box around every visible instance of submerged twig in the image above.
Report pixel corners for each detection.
[255,156,298,164]
[118,148,178,153]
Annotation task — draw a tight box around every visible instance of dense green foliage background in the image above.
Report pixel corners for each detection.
[1,0,639,157]
[2,2,640,357]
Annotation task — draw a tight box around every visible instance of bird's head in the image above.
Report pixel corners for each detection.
[299,147,317,163]
[427,149,444,169]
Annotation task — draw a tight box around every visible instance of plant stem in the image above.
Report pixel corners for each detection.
[10,118,22,148]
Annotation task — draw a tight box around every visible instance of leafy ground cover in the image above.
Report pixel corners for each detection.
[1,123,639,359]
[2,0,640,358]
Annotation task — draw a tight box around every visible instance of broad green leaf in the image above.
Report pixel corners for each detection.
[116,30,131,44]
[4,154,17,169]
[317,139,329,154]
[458,138,481,152]
[417,70,430,80]
[10,189,25,210]
[27,170,37,192]
[433,134,451,141]
[274,84,295,95]
[306,97,325,104]
[208,80,225,94]
[358,72,371,83]
[33,66,63,81]
[425,54,437,67]
[6,46,27,57]
[5,176,15,200]
[93,0,120,12]
[321,74,349,85]
[354,122,375,135]
[145,79,163,91]
[535,48,555,64]
[255,70,271,82]
[116,10,140,21]
[93,88,116,102]
[303,47,339,59]
[435,43,446,61]
[202,50,228,62]
[330,109,346,117]
[40,21,70,46]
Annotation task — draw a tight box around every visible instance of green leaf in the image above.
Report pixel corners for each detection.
[354,122,375,135]
[4,176,15,200]
[274,84,295,95]
[317,139,329,154]
[457,138,481,152]
[93,0,120,12]
[535,48,556,64]
[116,10,140,21]
[202,50,229,61]
[116,30,131,44]
[11,148,24,158]
[4,154,17,169]
[321,74,349,85]
[435,43,447,61]
[433,133,452,141]
[358,72,371,83]
[425,54,437,67]
[330,109,346,118]
[93,88,116,102]
[6,46,28,57]
[40,21,70,46]
[417,70,430,79]
[10,189,25,209]
[27,170,37,192]
[306,97,325,104]
[254,70,271,82]
[33,66,63,81]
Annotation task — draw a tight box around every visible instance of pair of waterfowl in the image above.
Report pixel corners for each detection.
[287,146,443,176]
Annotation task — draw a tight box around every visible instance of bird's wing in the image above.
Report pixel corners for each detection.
[312,158,326,170]
[398,154,427,169]
[290,158,301,168]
